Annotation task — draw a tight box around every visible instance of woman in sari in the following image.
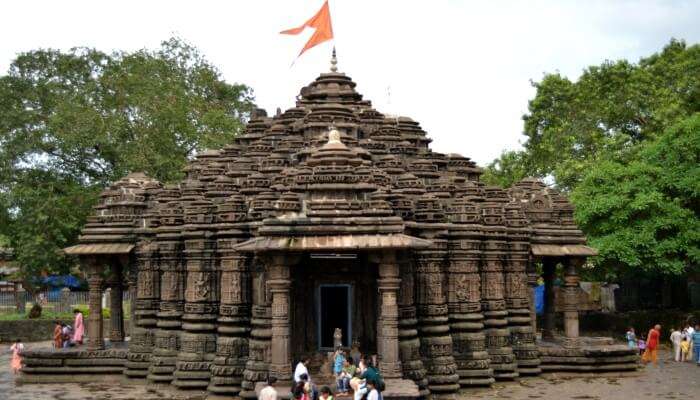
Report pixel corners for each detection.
[53,321,63,349]
[10,338,24,374]
[72,309,85,345]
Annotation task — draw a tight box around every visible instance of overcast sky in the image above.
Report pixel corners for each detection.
[2,0,699,166]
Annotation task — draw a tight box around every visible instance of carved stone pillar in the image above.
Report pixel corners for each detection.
[240,258,272,397]
[108,261,125,342]
[378,252,402,379]
[563,258,582,347]
[126,241,160,379]
[267,254,292,382]
[445,201,493,387]
[209,195,251,398]
[148,186,185,387]
[397,252,428,395]
[173,191,218,390]
[87,258,105,351]
[541,258,556,340]
[526,261,539,335]
[414,243,460,399]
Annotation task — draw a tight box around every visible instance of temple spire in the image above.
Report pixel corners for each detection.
[330,46,338,72]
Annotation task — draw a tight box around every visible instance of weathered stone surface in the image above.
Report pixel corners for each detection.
[34,56,636,399]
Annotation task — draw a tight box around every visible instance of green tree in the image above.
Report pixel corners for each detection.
[481,149,531,188]
[571,114,700,278]
[0,38,254,295]
[484,39,700,191]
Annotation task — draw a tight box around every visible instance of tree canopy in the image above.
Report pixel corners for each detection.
[484,39,700,191]
[571,114,699,278]
[0,38,254,292]
[482,39,699,277]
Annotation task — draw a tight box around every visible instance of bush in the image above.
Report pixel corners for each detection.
[27,303,42,319]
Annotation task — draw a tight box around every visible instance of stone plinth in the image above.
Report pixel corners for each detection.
[538,336,639,373]
[18,344,128,383]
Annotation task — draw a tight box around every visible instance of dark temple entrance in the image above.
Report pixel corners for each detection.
[290,254,378,361]
[318,284,351,349]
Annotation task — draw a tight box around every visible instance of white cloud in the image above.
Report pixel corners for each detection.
[1,0,698,165]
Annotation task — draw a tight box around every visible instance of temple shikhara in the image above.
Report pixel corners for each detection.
[21,56,638,399]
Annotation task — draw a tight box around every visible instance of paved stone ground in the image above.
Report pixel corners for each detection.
[1,342,699,399]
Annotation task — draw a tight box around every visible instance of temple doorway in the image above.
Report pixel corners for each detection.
[290,254,378,362]
[318,284,352,350]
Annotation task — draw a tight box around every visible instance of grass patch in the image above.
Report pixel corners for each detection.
[0,305,131,321]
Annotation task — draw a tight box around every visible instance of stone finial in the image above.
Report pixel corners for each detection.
[330,46,338,72]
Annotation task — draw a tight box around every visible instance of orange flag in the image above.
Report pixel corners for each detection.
[280,0,334,57]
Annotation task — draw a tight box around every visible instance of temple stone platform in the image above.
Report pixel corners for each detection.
[18,342,128,383]
[537,336,640,373]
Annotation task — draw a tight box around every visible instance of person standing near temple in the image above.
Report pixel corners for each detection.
[333,349,348,395]
[691,324,700,364]
[681,337,691,362]
[684,324,695,359]
[642,324,661,366]
[72,308,85,345]
[625,327,637,350]
[9,338,24,374]
[294,357,311,383]
[53,321,64,349]
[670,327,683,362]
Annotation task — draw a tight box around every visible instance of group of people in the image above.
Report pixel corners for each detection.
[52,309,85,349]
[626,323,700,366]
[6,309,84,375]
[260,348,384,400]
[669,324,700,363]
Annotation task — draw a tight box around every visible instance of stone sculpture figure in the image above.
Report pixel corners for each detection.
[334,328,343,349]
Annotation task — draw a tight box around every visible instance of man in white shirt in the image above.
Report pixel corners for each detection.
[670,328,683,361]
[686,325,696,359]
[293,357,311,383]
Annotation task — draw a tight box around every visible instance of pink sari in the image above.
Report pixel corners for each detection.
[73,312,84,344]
[10,343,24,373]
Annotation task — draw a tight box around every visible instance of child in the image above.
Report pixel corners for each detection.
[340,358,357,395]
[637,338,646,356]
[625,327,636,349]
[334,349,348,394]
[365,378,379,400]
[10,338,24,374]
[320,385,334,400]
[681,337,691,362]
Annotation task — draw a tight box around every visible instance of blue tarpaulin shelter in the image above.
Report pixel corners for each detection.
[42,275,82,288]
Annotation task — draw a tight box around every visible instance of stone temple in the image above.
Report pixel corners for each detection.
[21,56,638,399]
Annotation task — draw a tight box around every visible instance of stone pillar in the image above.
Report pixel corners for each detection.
[148,186,185,387]
[240,258,272,397]
[267,254,292,382]
[378,252,402,378]
[396,252,428,395]
[414,244,460,399]
[108,263,125,342]
[87,258,105,351]
[563,258,582,347]
[541,258,556,340]
[445,217,493,387]
[526,261,538,335]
